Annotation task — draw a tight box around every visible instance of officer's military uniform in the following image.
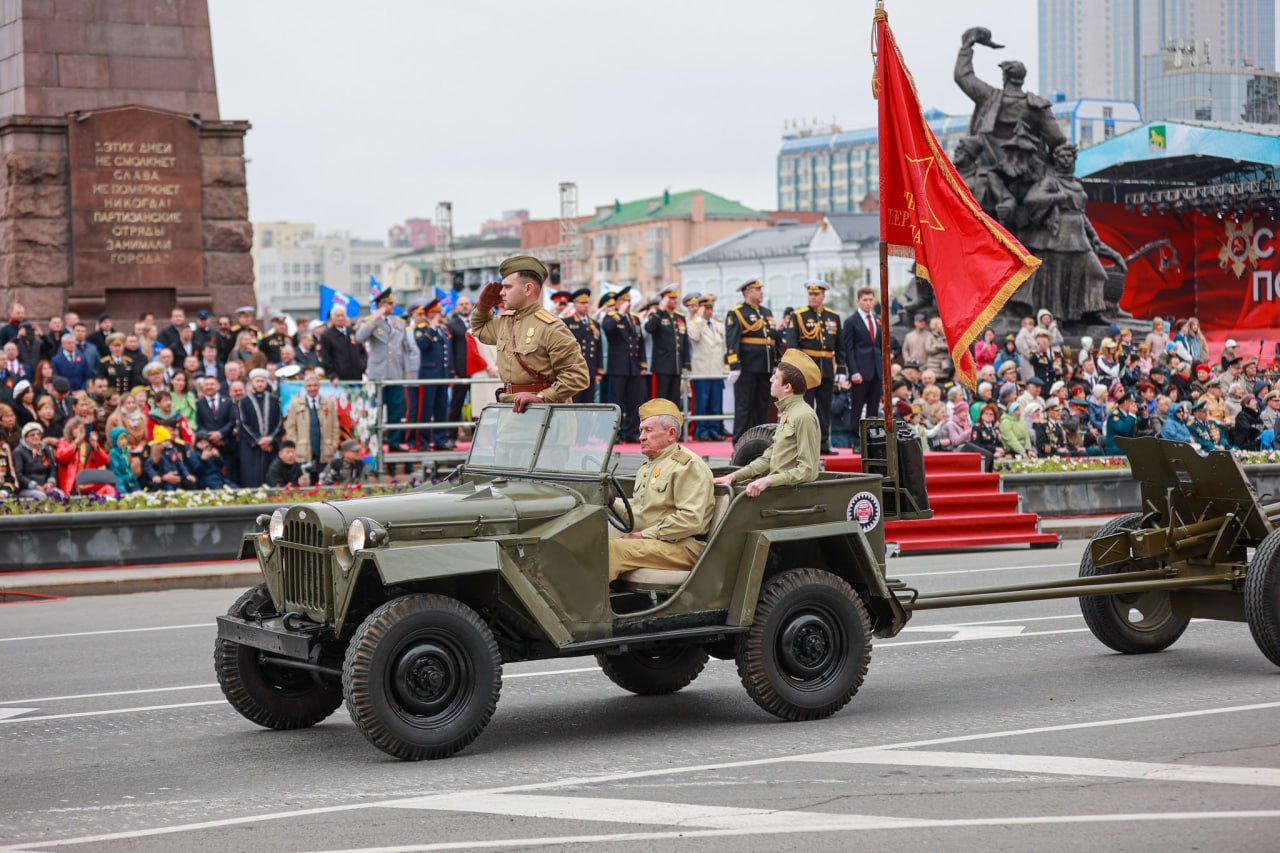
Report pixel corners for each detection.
[563,288,602,404]
[258,326,293,364]
[786,281,846,453]
[725,278,779,441]
[470,256,589,405]
[97,334,142,396]
[229,306,260,341]
[1035,413,1069,457]
[644,285,690,406]
[607,399,715,581]
[413,301,454,450]
[601,287,648,441]
[727,349,822,488]
[1188,401,1228,452]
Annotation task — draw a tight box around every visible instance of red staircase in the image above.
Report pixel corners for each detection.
[821,451,1059,552]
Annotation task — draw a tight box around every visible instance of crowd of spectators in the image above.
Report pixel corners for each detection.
[835,308,1280,468]
[0,302,371,502]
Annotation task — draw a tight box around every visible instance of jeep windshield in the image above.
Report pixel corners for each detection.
[466,404,620,475]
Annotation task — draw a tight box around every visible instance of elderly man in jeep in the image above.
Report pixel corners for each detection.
[608,398,716,581]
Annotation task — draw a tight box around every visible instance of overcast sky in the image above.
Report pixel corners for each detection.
[205,1,1270,239]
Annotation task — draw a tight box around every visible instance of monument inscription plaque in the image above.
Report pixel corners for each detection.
[68,106,205,314]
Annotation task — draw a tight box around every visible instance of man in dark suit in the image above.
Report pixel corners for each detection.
[319,306,366,382]
[840,286,884,452]
[155,307,187,354]
[196,374,238,481]
[445,295,472,435]
[191,310,216,352]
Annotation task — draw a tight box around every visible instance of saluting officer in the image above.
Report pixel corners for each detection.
[550,289,574,318]
[413,298,455,450]
[786,279,846,454]
[258,313,293,364]
[602,287,648,441]
[725,277,779,441]
[471,255,589,412]
[644,283,690,407]
[97,332,141,396]
[563,287,602,404]
[229,305,260,340]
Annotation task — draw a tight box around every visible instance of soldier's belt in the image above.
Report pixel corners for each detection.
[739,337,773,345]
[799,348,835,358]
[503,381,551,395]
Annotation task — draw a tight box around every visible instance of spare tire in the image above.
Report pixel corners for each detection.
[732,424,778,467]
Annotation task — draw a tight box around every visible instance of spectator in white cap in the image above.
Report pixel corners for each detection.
[14,419,59,500]
[1035,308,1063,349]
[235,366,282,487]
[1219,339,1239,372]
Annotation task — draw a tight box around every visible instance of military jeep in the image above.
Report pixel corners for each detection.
[215,404,907,760]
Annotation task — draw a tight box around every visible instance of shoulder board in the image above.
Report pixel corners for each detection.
[535,310,557,324]
[795,307,810,315]
[608,311,619,318]
[99,355,110,362]
[672,447,692,465]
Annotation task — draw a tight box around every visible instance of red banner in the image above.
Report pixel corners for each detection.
[1089,204,1280,340]
[874,10,1040,388]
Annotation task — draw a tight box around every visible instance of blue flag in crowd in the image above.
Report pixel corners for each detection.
[434,287,456,314]
[368,274,381,302]
[319,284,361,320]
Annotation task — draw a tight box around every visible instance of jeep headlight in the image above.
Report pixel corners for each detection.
[268,509,285,542]
[347,518,368,553]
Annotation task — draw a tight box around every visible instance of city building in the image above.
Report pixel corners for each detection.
[387,218,438,251]
[380,236,522,301]
[775,102,1134,215]
[252,224,399,316]
[1039,0,1275,105]
[478,209,530,240]
[1143,41,1280,122]
[676,214,914,314]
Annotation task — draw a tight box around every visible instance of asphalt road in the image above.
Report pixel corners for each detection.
[2,542,1279,852]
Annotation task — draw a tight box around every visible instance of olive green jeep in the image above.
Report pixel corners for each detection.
[215,404,907,760]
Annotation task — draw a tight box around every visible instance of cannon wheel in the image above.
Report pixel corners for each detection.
[732,424,778,467]
[1245,529,1280,668]
[1079,513,1190,654]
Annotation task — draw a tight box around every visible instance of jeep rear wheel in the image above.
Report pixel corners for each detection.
[596,645,709,695]
[736,568,872,721]
[343,594,501,760]
[215,583,343,730]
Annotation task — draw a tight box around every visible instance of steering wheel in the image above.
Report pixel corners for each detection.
[606,473,634,533]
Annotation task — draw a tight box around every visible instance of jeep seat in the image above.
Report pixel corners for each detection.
[615,491,731,590]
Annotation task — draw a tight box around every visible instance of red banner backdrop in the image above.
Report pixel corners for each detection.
[1089,203,1280,337]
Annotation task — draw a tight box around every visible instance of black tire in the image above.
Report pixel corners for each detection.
[595,646,710,695]
[732,424,778,467]
[1245,529,1280,668]
[343,594,501,760]
[736,568,872,721]
[1079,513,1190,654]
[214,584,343,730]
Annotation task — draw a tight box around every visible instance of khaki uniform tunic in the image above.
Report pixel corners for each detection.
[608,442,715,580]
[730,394,820,487]
[471,301,589,403]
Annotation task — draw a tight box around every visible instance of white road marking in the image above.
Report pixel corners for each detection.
[385,792,921,831]
[880,627,1091,647]
[804,749,1280,787]
[894,561,1078,578]
[0,684,218,706]
[0,623,210,643]
[12,700,1280,850]
[505,666,598,680]
[898,624,1028,640]
[0,707,38,721]
[305,810,1280,853]
[0,700,225,725]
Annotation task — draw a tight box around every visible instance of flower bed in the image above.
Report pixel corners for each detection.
[994,450,1280,475]
[0,483,414,516]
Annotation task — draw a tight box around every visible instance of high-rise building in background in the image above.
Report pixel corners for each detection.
[1039,0,1275,111]
[1143,40,1280,122]
[387,218,438,250]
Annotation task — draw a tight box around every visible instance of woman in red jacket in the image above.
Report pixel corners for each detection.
[55,416,117,498]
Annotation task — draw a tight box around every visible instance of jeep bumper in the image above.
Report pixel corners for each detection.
[216,614,316,660]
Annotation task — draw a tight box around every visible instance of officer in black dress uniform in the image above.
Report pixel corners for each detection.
[644,283,690,406]
[601,287,647,441]
[786,279,846,454]
[258,313,293,364]
[563,287,602,403]
[725,277,778,441]
[97,332,141,397]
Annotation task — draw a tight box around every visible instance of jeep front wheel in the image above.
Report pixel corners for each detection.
[343,594,501,760]
[596,645,709,695]
[736,568,872,721]
[215,583,343,730]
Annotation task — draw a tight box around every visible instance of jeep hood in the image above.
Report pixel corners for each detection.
[326,479,580,530]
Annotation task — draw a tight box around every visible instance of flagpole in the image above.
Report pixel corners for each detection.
[875,0,894,434]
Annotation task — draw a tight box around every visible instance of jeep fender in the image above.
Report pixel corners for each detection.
[728,520,908,637]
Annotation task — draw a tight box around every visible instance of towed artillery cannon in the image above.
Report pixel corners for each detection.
[896,436,1280,665]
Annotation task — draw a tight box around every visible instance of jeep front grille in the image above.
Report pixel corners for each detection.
[279,517,332,621]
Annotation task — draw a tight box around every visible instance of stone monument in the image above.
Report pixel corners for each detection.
[902,26,1127,326]
[0,1,253,320]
